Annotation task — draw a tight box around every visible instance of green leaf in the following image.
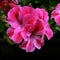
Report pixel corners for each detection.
[0,21,5,32]
[56,26,60,31]
[4,35,14,45]
[49,19,54,25]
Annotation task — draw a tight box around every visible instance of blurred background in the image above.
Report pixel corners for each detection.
[0,0,60,59]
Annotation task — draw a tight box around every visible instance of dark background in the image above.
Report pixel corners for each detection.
[0,32,60,59]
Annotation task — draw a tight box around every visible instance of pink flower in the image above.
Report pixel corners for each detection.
[7,6,53,52]
[51,3,60,25]
[20,8,53,52]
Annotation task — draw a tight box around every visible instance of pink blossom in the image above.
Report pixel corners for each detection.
[7,6,53,52]
[20,7,53,52]
[51,3,60,25]
[7,6,38,44]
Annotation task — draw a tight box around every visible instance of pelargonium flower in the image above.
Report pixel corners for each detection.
[7,5,38,44]
[20,8,53,52]
[0,0,17,12]
[7,6,53,52]
[51,3,60,25]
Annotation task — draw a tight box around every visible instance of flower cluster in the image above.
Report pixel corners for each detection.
[51,3,60,26]
[0,0,18,12]
[7,6,53,52]
[1,0,60,52]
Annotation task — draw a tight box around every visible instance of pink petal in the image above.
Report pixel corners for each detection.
[21,24,36,41]
[23,14,37,25]
[20,41,27,50]
[45,24,53,40]
[26,40,35,52]
[51,10,59,18]
[35,20,44,35]
[8,6,21,28]
[36,20,44,31]
[42,9,49,22]
[7,27,22,43]
[21,26,30,41]
[8,6,20,21]
[45,29,53,40]
[8,21,20,28]
[8,3,16,8]
[11,27,22,43]
[7,27,14,37]
[56,3,60,9]
[33,37,41,49]
[40,35,44,46]
[22,6,35,15]
[36,8,43,19]
[19,6,35,20]
[55,15,60,25]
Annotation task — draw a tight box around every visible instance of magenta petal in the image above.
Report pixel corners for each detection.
[36,20,44,31]
[8,6,20,21]
[21,24,36,41]
[7,27,14,37]
[8,21,20,28]
[26,40,35,52]
[21,27,29,41]
[44,14,49,22]
[44,23,53,40]
[8,3,16,8]
[11,27,22,43]
[23,14,37,25]
[55,15,60,25]
[56,3,60,9]
[36,8,43,19]
[45,28,53,40]
[20,41,27,50]
[33,38,41,49]
[8,6,21,28]
[41,9,49,22]
[19,6,35,20]
[51,10,59,18]
[11,32,22,43]
[14,32,22,44]
[7,27,22,43]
